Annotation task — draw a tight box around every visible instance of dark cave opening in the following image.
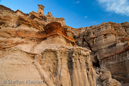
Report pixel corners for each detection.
[93,55,100,68]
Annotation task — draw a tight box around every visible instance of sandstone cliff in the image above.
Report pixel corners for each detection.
[0,5,96,86]
[73,22,129,85]
[1,4,128,86]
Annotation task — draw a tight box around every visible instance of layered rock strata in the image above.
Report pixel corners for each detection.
[1,4,129,86]
[0,4,65,30]
[74,22,129,84]
[0,5,96,86]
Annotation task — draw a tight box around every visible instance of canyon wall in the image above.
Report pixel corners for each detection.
[74,22,129,84]
[1,4,129,86]
[0,5,96,86]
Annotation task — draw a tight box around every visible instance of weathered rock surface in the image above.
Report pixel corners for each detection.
[46,12,65,26]
[1,4,129,86]
[0,44,96,86]
[74,22,129,85]
[100,69,122,86]
[38,4,45,15]
[0,5,96,86]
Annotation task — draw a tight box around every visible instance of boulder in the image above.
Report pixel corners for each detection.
[100,69,122,86]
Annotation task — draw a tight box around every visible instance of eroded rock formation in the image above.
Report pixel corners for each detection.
[0,5,96,86]
[1,4,129,86]
[73,22,129,85]
[38,4,45,15]
[0,44,96,86]
[100,69,122,86]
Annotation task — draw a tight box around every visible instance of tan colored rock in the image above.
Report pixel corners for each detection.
[0,5,96,86]
[0,48,46,86]
[45,12,65,26]
[38,4,45,15]
[39,46,96,86]
[16,16,44,30]
[100,69,112,81]
[0,22,76,50]
[15,9,28,16]
[74,22,129,83]
[100,69,122,86]
[46,12,53,17]
[0,44,96,86]
[0,4,65,30]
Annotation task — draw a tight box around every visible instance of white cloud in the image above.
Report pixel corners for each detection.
[84,16,88,18]
[74,1,80,4]
[97,0,129,16]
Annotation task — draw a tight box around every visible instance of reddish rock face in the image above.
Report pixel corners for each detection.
[0,22,76,49]
[44,22,67,36]
[39,22,76,46]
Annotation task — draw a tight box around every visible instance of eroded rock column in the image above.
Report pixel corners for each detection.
[40,46,96,86]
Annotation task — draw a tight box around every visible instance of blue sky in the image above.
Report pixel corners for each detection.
[0,0,129,28]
